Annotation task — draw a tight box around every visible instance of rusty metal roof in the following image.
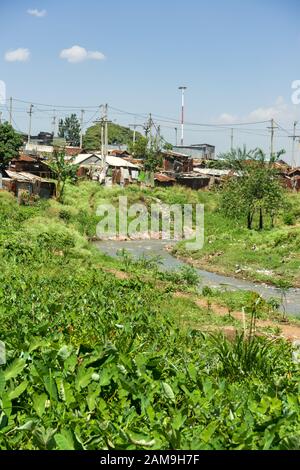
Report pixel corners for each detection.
[5,170,51,183]
[154,173,176,182]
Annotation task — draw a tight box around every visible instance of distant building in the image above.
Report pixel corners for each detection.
[21,132,54,146]
[173,144,215,160]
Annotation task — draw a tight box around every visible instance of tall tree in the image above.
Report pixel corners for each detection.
[48,149,78,202]
[58,114,81,147]
[0,122,23,170]
[220,147,286,230]
[127,136,148,158]
[83,122,142,150]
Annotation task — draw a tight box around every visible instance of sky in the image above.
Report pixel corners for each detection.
[0,0,300,163]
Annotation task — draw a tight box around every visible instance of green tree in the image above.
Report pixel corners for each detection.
[127,136,148,158]
[58,114,81,147]
[83,123,142,150]
[48,149,78,202]
[0,122,23,170]
[220,147,286,230]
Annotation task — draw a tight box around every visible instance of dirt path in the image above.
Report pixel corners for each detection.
[175,292,300,342]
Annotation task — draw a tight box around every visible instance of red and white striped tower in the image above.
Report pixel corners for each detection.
[178,86,187,146]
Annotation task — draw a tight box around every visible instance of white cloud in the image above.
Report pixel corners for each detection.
[59,45,106,63]
[27,9,47,17]
[216,97,298,125]
[87,50,106,60]
[216,113,238,124]
[246,97,291,122]
[4,48,30,62]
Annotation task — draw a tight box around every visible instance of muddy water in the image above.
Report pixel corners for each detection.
[95,239,300,317]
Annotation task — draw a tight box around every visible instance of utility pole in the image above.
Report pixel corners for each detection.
[129,124,137,144]
[267,119,277,158]
[51,109,56,138]
[99,105,104,158]
[0,111,2,125]
[104,103,108,167]
[230,128,234,151]
[80,109,85,148]
[289,121,300,168]
[178,86,187,146]
[27,104,34,145]
[145,113,153,148]
[9,97,12,125]
[174,127,178,146]
[156,125,161,150]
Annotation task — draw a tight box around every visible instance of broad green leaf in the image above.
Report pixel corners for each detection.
[43,374,58,401]
[0,371,5,398]
[161,382,175,402]
[32,393,47,417]
[8,380,28,400]
[54,429,75,450]
[200,421,218,443]
[4,358,26,381]
[75,366,94,391]
[17,420,35,431]
[86,386,100,412]
[1,393,12,418]
[28,338,47,353]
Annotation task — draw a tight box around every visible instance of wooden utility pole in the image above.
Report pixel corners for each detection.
[289,121,300,168]
[27,104,34,144]
[80,109,85,148]
[267,119,278,158]
[51,109,56,137]
[9,97,12,125]
[104,103,108,167]
[230,128,234,151]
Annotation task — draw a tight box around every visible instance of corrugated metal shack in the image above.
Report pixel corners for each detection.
[3,170,56,199]
[9,154,55,179]
[161,150,193,172]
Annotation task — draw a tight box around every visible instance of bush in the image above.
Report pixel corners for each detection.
[283,211,296,226]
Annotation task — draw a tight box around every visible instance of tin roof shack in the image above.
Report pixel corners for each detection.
[9,154,55,179]
[161,150,193,173]
[285,168,300,191]
[73,153,140,184]
[154,173,176,187]
[109,149,131,158]
[4,170,56,200]
[193,167,241,186]
[176,172,211,190]
[173,144,215,161]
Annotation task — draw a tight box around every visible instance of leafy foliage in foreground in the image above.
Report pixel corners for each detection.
[0,190,300,450]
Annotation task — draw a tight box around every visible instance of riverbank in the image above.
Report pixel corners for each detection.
[169,247,300,288]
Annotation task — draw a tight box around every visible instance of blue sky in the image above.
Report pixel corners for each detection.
[0,0,300,161]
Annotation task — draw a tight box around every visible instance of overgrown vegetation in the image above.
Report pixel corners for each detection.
[0,184,300,450]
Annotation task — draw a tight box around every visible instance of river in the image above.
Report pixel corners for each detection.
[95,239,300,317]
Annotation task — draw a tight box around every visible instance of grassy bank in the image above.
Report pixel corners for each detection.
[1,184,300,450]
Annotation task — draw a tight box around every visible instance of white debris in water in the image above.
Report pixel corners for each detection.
[256,269,274,276]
